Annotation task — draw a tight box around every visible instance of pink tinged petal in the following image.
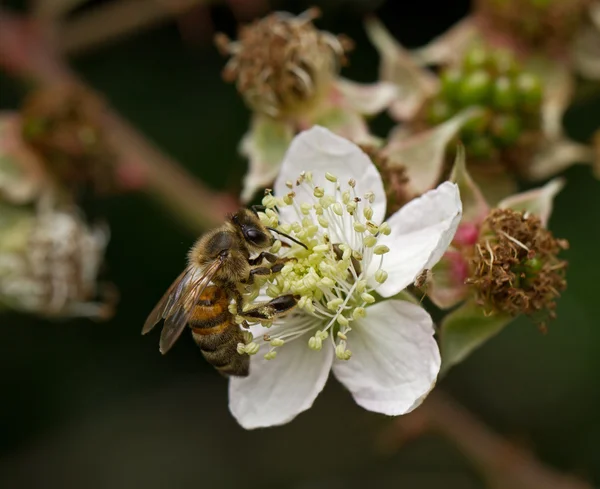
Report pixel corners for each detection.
[365,17,439,121]
[228,331,334,429]
[239,115,294,203]
[332,300,441,416]
[449,143,489,225]
[333,78,398,116]
[572,21,600,80]
[375,182,462,297]
[592,1,600,30]
[410,17,479,67]
[525,137,595,181]
[526,60,573,140]
[311,104,379,145]
[498,177,564,227]
[466,164,518,206]
[428,251,470,310]
[440,299,512,375]
[383,107,483,195]
[274,126,386,222]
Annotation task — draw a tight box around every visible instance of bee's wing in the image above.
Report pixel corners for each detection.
[158,255,226,354]
[142,269,190,335]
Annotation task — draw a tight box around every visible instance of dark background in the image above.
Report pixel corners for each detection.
[1,0,599,487]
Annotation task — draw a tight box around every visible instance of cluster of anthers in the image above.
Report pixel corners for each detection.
[237,171,391,361]
[215,8,352,118]
[466,208,568,330]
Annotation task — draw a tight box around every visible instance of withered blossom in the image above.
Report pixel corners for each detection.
[216,8,398,202]
[422,150,569,371]
[467,208,568,328]
[20,83,117,204]
[0,201,114,319]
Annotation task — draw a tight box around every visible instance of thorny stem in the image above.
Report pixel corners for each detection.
[0,8,238,233]
[378,391,592,489]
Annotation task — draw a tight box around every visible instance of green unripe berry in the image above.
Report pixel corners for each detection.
[440,68,463,102]
[427,97,454,125]
[491,49,520,75]
[463,45,490,71]
[525,257,543,273]
[460,110,490,140]
[458,70,493,106]
[492,76,517,111]
[516,73,543,110]
[467,136,495,159]
[490,113,522,147]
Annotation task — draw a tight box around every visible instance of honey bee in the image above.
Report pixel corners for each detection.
[142,207,305,377]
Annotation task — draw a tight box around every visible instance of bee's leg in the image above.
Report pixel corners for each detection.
[239,294,299,321]
[243,257,291,285]
[248,252,280,266]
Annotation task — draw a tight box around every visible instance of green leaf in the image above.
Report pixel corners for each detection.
[440,299,512,375]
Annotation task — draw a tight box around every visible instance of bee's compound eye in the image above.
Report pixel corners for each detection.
[245,228,263,242]
[244,227,269,246]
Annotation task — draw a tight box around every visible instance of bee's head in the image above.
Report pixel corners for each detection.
[230,208,272,250]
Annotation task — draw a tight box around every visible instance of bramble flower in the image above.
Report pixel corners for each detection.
[216,9,397,202]
[228,126,462,429]
[0,201,114,319]
[367,14,597,203]
[424,149,568,372]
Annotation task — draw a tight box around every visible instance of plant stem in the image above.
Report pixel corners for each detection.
[378,391,592,489]
[0,8,239,233]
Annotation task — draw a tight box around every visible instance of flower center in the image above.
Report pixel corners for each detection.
[466,208,568,330]
[239,171,391,361]
[215,8,351,118]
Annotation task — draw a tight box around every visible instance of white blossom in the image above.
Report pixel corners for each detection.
[229,126,462,429]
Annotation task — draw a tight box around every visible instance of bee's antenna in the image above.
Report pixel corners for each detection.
[267,227,308,249]
[250,205,267,215]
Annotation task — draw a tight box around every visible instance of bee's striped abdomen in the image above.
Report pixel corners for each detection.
[189,286,249,377]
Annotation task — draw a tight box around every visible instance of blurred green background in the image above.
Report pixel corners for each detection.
[1,1,599,488]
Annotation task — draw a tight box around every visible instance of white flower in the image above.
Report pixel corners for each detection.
[229,126,462,429]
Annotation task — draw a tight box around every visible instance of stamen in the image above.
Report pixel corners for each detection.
[241,171,391,360]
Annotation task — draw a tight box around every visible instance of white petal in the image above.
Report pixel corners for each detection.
[374,182,462,297]
[274,126,386,222]
[334,78,398,116]
[332,300,440,416]
[239,116,294,203]
[228,327,333,429]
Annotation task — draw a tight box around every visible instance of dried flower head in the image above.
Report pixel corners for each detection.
[20,84,115,197]
[467,208,568,329]
[215,8,352,118]
[476,0,594,54]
